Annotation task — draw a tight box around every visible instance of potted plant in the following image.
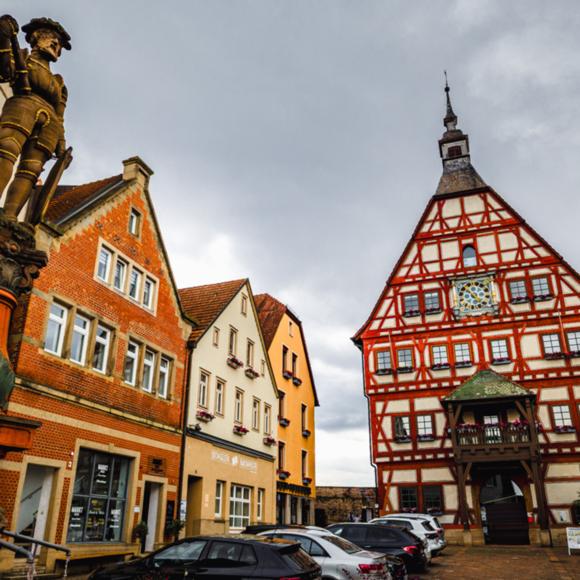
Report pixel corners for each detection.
[227,354,243,369]
[282,369,293,380]
[302,476,312,485]
[302,429,311,438]
[164,519,185,542]
[233,424,249,435]
[263,435,277,446]
[292,377,302,386]
[132,521,148,551]
[245,367,260,379]
[277,469,291,480]
[196,409,215,422]
[279,416,290,427]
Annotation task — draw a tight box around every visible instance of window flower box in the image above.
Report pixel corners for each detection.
[431,363,450,371]
[292,377,302,386]
[245,367,260,379]
[510,296,530,304]
[397,366,414,374]
[533,293,553,302]
[302,477,312,485]
[394,436,411,443]
[417,434,435,441]
[554,425,576,434]
[454,360,473,368]
[196,409,215,422]
[302,429,311,438]
[568,350,580,359]
[233,424,249,436]
[425,307,442,315]
[282,370,293,380]
[279,417,290,427]
[277,469,291,480]
[227,355,244,369]
[403,309,421,318]
[263,435,277,446]
[375,368,393,376]
[544,352,565,360]
[491,357,511,365]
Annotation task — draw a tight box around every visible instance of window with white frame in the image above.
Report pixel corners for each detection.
[454,343,471,364]
[376,350,391,372]
[123,341,139,385]
[97,247,112,282]
[229,485,251,529]
[431,345,449,366]
[234,389,243,423]
[397,348,413,369]
[198,371,209,407]
[212,327,220,347]
[403,294,420,314]
[92,324,111,373]
[129,208,141,236]
[532,277,551,298]
[45,303,68,355]
[229,327,237,356]
[264,405,272,434]
[128,268,142,300]
[158,356,170,398]
[215,379,225,415]
[257,488,265,521]
[542,334,562,355]
[252,398,260,430]
[509,280,527,300]
[143,277,156,310]
[113,258,127,292]
[142,349,156,392]
[246,340,254,368]
[70,314,90,365]
[490,339,509,361]
[241,294,248,316]
[215,481,224,517]
[552,405,572,427]
[424,291,440,312]
[567,331,580,353]
[416,415,434,437]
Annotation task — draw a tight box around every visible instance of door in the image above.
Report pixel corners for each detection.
[186,476,203,536]
[16,465,56,554]
[142,482,162,552]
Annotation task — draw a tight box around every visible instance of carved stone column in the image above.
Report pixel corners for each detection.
[0,210,47,455]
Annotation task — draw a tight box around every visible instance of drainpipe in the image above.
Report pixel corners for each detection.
[176,338,195,537]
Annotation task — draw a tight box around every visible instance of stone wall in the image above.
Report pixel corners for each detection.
[315,486,377,525]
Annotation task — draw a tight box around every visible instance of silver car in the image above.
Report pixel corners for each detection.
[259,528,392,580]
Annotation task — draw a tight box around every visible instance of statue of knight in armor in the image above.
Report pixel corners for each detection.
[0,15,71,221]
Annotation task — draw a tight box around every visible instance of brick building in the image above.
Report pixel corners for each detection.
[354,86,580,546]
[0,157,191,572]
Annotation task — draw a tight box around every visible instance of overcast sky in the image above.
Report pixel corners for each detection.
[7,1,580,486]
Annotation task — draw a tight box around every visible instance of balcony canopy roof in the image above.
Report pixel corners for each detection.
[443,369,534,403]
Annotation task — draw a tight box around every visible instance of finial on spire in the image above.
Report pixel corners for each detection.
[443,70,457,130]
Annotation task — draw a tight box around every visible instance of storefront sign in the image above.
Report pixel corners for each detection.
[179,499,187,522]
[566,527,580,555]
[211,450,257,473]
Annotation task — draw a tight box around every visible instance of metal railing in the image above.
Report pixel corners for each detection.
[456,424,531,447]
[1,528,71,578]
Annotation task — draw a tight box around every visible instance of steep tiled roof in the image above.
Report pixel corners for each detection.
[44,174,124,224]
[444,369,532,402]
[254,293,287,349]
[178,279,247,343]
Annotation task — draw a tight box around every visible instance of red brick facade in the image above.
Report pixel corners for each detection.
[0,158,191,572]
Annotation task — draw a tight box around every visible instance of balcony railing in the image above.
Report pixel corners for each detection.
[455,423,531,447]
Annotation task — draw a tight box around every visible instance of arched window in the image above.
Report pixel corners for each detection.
[462,245,477,267]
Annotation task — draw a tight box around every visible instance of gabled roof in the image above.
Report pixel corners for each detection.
[443,369,532,402]
[254,293,320,407]
[179,279,247,343]
[43,174,124,224]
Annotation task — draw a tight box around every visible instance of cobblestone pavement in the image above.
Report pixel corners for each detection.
[413,546,579,580]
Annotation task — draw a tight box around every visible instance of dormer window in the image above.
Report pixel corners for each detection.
[462,245,477,268]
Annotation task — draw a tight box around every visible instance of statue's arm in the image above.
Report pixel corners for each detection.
[0,15,18,83]
[55,81,68,157]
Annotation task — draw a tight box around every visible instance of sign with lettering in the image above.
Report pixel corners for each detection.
[210,450,257,473]
[566,527,580,555]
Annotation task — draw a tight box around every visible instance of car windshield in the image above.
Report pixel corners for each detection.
[323,535,362,554]
[152,540,207,562]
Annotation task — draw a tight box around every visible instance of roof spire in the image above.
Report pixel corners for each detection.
[443,70,458,130]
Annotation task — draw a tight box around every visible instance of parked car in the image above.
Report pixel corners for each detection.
[370,515,444,556]
[243,523,329,534]
[373,513,446,545]
[327,522,428,572]
[88,535,322,579]
[258,528,405,580]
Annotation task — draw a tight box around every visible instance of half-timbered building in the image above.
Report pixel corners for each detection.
[353,85,580,547]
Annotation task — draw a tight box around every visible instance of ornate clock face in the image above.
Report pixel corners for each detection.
[454,277,495,315]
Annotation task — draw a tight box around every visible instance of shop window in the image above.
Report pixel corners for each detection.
[229,485,251,529]
[215,481,224,518]
[67,448,130,543]
[462,245,477,267]
[45,302,68,355]
[123,341,139,385]
[70,313,90,365]
[399,486,418,511]
[92,324,111,374]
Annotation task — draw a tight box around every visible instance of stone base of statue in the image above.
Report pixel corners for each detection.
[0,208,47,456]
